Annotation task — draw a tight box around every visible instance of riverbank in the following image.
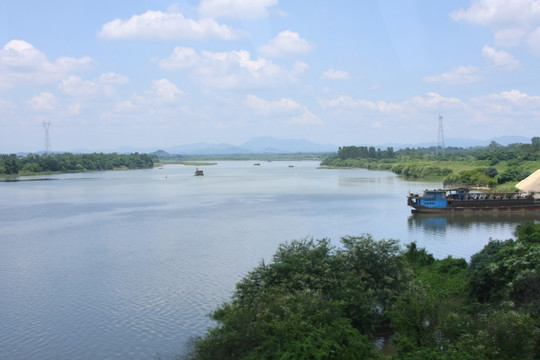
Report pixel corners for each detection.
[321,157,540,192]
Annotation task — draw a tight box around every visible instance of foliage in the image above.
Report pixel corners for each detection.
[337,146,395,160]
[496,166,530,184]
[392,164,453,179]
[185,227,540,360]
[391,226,540,359]
[185,236,412,359]
[443,168,498,187]
[468,225,540,314]
[0,152,156,175]
[321,137,540,187]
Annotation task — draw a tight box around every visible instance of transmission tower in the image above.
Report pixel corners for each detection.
[436,114,445,156]
[43,120,51,155]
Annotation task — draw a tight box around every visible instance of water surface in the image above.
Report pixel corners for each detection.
[0,161,535,359]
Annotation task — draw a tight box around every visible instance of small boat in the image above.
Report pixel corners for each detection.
[194,168,204,176]
[407,188,540,213]
[253,163,260,166]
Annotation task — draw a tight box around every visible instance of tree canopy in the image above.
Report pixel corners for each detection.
[0,152,156,175]
[185,227,540,359]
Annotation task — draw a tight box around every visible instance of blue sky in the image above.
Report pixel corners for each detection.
[1,0,540,153]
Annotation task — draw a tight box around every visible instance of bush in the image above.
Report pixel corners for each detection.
[497,166,530,184]
[185,236,412,359]
[444,168,497,187]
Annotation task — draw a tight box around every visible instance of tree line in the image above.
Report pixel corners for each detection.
[184,224,540,359]
[321,138,540,188]
[0,152,156,175]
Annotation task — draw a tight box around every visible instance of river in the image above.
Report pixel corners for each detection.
[0,161,535,359]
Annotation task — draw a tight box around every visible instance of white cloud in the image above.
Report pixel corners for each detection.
[321,92,465,116]
[98,72,130,85]
[114,100,138,113]
[477,88,540,106]
[59,76,99,97]
[423,66,482,84]
[98,10,247,40]
[320,95,402,113]
[319,89,540,135]
[289,110,323,125]
[243,94,302,114]
[243,94,322,126]
[27,92,56,112]
[151,79,183,102]
[159,47,308,89]
[198,0,278,19]
[158,47,201,70]
[450,0,540,47]
[468,89,540,126]
[259,30,313,58]
[482,45,521,69]
[0,40,93,90]
[321,69,350,80]
[58,73,129,98]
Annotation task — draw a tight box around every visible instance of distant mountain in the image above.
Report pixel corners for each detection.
[165,142,246,155]
[158,137,338,155]
[40,135,534,155]
[240,137,337,153]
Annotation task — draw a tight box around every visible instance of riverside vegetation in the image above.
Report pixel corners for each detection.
[0,152,156,176]
[184,224,540,359]
[321,137,540,190]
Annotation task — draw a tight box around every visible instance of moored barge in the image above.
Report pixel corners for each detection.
[407,188,540,213]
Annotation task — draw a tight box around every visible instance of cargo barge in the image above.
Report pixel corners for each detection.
[407,188,540,213]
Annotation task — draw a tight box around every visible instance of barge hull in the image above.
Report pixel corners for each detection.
[411,205,540,214]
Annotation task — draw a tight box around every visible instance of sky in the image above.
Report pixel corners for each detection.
[1,0,540,153]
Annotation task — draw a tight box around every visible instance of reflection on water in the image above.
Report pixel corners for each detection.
[408,212,540,257]
[409,212,540,233]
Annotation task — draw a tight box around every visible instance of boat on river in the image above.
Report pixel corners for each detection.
[194,168,204,176]
[407,188,540,213]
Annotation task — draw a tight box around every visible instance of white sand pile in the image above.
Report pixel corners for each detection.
[516,168,540,193]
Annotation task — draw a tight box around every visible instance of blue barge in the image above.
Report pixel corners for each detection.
[407,188,540,213]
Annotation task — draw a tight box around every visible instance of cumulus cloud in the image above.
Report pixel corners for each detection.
[259,31,313,58]
[319,89,540,135]
[114,100,138,113]
[243,94,302,114]
[159,47,308,89]
[320,95,404,113]
[158,47,201,70]
[151,79,183,102]
[476,88,540,106]
[450,0,540,47]
[58,73,129,97]
[198,0,278,19]
[243,94,322,125]
[482,45,521,69]
[289,110,323,125]
[423,66,482,84]
[321,69,350,80]
[27,92,56,112]
[0,40,93,90]
[98,10,247,40]
[320,92,464,115]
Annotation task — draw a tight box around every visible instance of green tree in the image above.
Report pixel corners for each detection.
[185,236,414,359]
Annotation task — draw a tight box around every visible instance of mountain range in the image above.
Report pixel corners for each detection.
[71,135,533,155]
